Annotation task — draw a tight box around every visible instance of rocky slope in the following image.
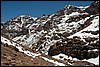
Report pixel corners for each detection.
[1,1,99,66]
[1,42,54,66]
[1,35,97,66]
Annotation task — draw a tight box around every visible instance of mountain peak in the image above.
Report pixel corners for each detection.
[16,14,32,19]
[64,4,74,9]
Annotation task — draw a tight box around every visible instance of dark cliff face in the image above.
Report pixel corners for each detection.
[85,1,99,15]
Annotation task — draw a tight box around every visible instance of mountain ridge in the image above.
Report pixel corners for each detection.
[1,1,99,66]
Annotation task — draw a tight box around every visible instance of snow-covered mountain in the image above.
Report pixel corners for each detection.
[1,1,99,66]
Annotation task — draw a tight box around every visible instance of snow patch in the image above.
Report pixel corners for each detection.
[68,16,99,39]
[52,53,79,61]
[52,53,99,65]
[76,6,89,9]
[41,56,66,66]
[1,36,41,58]
[83,56,99,65]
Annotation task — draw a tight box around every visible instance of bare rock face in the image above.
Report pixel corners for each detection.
[48,37,99,60]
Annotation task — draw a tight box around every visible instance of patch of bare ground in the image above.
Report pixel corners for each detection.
[72,61,96,66]
[1,42,54,66]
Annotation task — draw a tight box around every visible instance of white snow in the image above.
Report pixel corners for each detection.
[69,12,80,17]
[25,34,37,47]
[4,36,97,66]
[20,17,24,27]
[42,21,47,24]
[1,36,41,58]
[60,12,88,23]
[19,15,26,17]
[13,36,22,41]
[1,36,16,46]
[61,15,69,22]
[83,56,99,65]
[31,23,38,26]
[52,53,99,65]
[52,53,79,61]
[23,50,41,58]
[41,56,66,66]
[51,16,99,66]
[96,1,99,4]
[77,19,85,24]
[76,6,89,9]
[68,16,99,39]
[88,49,98,52]
[26,24,31,28]
[59,12,89,33]
[32,17,37,20]
[64,4,72,9]
[20,35,26,40]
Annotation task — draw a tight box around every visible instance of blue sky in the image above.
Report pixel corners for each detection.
[1,1,93,22]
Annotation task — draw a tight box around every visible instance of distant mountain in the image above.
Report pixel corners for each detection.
[1,1,99,66]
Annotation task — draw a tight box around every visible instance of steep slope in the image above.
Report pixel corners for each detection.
[1,42,54,66]
[1,1,99,66]
[1,36,97,66]
[1,5,92,52]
